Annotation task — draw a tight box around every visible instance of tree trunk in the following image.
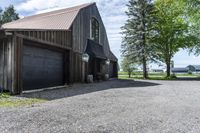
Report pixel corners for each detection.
[128,73,131,78]
[143,56,148,79]
[166,59,171,77]
[141,12,148,79]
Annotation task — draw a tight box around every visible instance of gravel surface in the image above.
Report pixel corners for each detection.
[0,79,200,133]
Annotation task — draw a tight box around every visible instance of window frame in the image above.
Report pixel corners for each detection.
[90,17,100,43]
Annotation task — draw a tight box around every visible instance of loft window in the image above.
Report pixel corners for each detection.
[91,18,100,42]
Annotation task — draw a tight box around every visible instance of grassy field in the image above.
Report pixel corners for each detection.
[118,71,200,80]
[119,75,177,80]
[0,92,46,107]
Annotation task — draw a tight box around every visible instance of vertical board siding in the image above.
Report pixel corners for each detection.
[71,4,113,83]
[16,30,72,50]
[0,39,8,90]
[5,36,17,94]
[72,4,110,57]
[15,36,23,93]
[70,52,82,82]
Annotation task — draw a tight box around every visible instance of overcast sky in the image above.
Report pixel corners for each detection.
[1,0,200,68]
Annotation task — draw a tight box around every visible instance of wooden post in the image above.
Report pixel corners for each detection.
[16,36,23,94]
[82,61,85,82]
[3,39,8,90]
[7,36,16,94]
[5,34,24,94]
[85,62,89,82]
[68,50,74,84]
[64,50,70,85]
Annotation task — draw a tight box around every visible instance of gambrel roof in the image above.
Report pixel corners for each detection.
[2,3,95,30]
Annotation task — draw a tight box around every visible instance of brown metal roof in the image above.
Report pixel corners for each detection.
[2,3,95,30]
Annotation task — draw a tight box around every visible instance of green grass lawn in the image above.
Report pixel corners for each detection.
[118,71,200,80]
[0,92,46,107]
[119,75,177,80]
[119,72,200,76]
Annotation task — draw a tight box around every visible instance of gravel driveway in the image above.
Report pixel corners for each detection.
[1,79,200,133]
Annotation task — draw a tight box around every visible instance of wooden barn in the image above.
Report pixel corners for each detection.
[0,3,118,94]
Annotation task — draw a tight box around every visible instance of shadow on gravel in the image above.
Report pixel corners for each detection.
[19,79,161,100]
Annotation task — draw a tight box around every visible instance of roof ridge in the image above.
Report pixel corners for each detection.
[22,2,95,20]
[35,8,80,19]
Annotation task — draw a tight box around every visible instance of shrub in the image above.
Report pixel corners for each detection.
[165,74,177,80]
[188,70,192,75]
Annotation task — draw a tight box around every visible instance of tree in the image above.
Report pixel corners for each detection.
[0,8,2,26]
[121,0,154,79]
[185,0,200,55]
[150,0,190,77]
[0,5,19,26]
[121,57,137,78]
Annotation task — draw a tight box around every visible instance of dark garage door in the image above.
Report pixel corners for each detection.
[23,43,64,90]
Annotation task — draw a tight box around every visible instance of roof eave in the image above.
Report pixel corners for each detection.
[2,28,72,31]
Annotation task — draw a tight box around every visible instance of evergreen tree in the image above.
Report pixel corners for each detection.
[0,5,19,26]
[0,8,2,26]
[121,0,154,79]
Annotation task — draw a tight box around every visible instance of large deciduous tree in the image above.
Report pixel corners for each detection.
[150,0,190,77]
[185,0,200,55]
[0,5,19,26]
[121,0,154,79]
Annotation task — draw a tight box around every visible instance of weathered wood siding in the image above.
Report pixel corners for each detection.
[15,36,23,93]
[72,4,110,56]
[70,52,83,82]
[15,30,72,50]
[71,4,111,82]
[0,39,8,90]
[0,36,17,94]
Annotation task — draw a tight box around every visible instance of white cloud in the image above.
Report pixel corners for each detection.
[18,14,25,19]
[173,49,200,67]
[16,0,99,12]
